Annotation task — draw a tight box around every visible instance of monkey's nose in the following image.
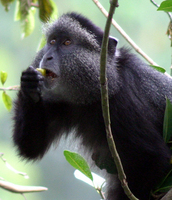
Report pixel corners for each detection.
[47,56,53,61]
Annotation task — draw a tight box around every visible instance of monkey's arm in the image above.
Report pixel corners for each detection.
[13,67,55,160]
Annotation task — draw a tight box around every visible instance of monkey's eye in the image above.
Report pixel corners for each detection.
[63,39,72,46]
[50,39,56,45]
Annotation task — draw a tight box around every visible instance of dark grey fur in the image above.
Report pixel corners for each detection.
[13,13,172,200]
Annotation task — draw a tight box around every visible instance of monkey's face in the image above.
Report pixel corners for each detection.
[36,14,118,104]
[38,36,73,89]
[36,17,102,104]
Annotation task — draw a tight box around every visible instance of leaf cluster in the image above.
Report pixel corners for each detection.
[0,0,58,38]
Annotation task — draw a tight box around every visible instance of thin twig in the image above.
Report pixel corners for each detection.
[31,3,39,8]
[150,0,159,8]
[0,180,48,193]
[150,0,172,21]
[93,0,158,66]
[96,187,105,199]
[0,153,29,179]
[21,193,27,200]
[0,85,19,91]
[93,0,172,80]
[99,0,138,199]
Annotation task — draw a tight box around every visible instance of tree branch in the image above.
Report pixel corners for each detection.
[93,0,158,66]
[31,3,39,8]
[0,180,48,193]
[0,85,19,91]
[150,0,172,21]
[99,0,138,199]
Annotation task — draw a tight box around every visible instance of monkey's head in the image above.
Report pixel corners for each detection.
[34,13,118,104]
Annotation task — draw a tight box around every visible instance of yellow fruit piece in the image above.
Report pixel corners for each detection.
[36,68,46,76]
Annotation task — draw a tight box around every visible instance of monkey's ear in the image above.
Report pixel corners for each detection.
[108,36,118,55]
[109,36,118,47]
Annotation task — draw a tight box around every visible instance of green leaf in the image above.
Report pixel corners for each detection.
[0,71,8,85]
[163,98,172,143]
[14,0,31,21]
[74,170,106,188]
[150,65,166,73]
[38,0,57,22]
[0,0,14,11]
[64,150,93,181]
[21,7,36,38]
[49,0,58,21]
[158,0,172,12]
[154,169,172,193]
[14,0,21,21]
[38,0,53,22]
[19,0,30,20]
[2,91,12,111]
[14,1,36,37]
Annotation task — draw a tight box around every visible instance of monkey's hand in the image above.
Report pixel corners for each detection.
[21,66,44,103]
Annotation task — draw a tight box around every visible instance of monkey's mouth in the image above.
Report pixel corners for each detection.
[45,69,57,79]
[43,69,58,88]
[36,68,57,79]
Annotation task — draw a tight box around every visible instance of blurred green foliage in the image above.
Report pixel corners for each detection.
[0,0,172,199]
